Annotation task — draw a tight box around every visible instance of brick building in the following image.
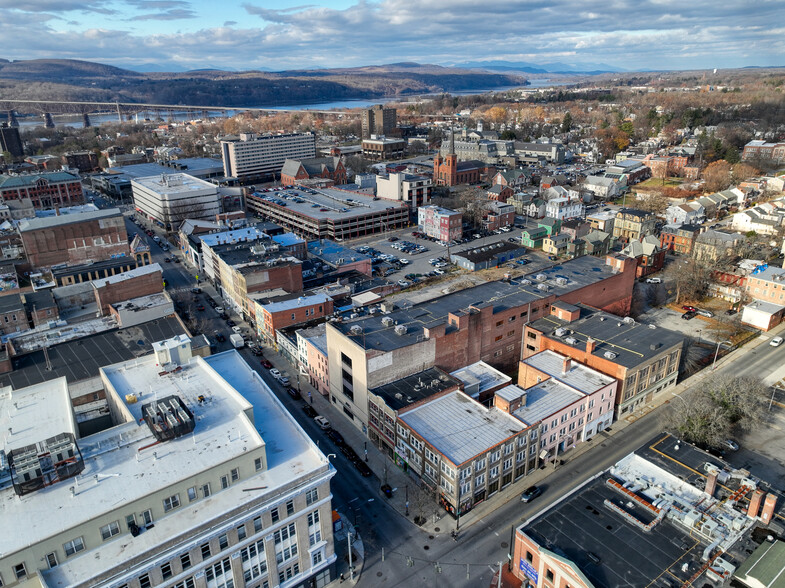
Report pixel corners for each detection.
[0,293,29,335]
[417,205,462,242]
[62,151,99,173]
[613,208,657,243]
[487,184,513,202]
[23,290,59,327]
[659,223,702,255]
[482,201,516,231]
[325,255,637,432]
[0,171,84,209]
[280,157,347,186]
[361,137,406,160]
[255,293,333,345]
[297,324,330,397]
[92,264,164,315]
[18,208,129,268]
[522,302,684,417]
[361,105,397,138]
[620,235,666,278]
[742,140,785,164]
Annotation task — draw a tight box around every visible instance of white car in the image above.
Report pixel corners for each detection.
[397,280,410,287]
[770,336,784,347]
[314,416,330,430]
[645,277,662,284]
[269,368,281,377]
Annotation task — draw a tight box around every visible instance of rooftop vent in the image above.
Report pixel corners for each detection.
[381,317,394,327]
[555,277,568,286]
[141,395,195,442]
[350,325,363,335]
[394,325,408,336]
[554,327,567,337]
[648,324,656,329]
[603,351,617,360]
[520,279,532,285]
[565,337,578,345]
[599,316,606,321]
[535,273,547,282]
[623,317,635,324]
[537,283,549,291]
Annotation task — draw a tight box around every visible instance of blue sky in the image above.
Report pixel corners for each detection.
[1,0,783,72]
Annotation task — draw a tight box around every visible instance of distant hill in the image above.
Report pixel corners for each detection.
[0,59,527,107]
[454,60,626,75]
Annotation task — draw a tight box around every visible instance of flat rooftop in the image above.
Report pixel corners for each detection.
[3,349,331,582]
[334,255,623,352]
[452,241,524,264]
[109,158,223,179]
[0,378,73,453]
[18,208,122,232]
[399,390,525,466]
[131,173,216,194]
[252,186,407,221]
[0,315,186,389]
[369,367,460,412]
[450,361,511,399]
[529,304,685,369]
[92,263,162,288]
[509,380,584,426]
[523,349,616,392]
[308,239,372,265]
[199,225,268,248]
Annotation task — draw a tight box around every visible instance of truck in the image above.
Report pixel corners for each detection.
[229,333,244,348]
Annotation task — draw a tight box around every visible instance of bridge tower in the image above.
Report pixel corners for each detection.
[82,113,92,128]
[43,113,55,128]
[6,111,19,128]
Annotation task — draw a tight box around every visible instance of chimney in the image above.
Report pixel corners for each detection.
[748,488,765,518]
[705,471,718,498]
[761,493,778,524]
[562,357,571,374]
[586,338,596,355]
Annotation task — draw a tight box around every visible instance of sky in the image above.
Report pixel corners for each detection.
[1,0,783,72]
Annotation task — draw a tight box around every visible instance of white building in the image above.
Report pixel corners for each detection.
[375,172,432,210]
[132,173,221,230]
[545,196,583,221]
[0,336,336,588]
[582,176,619,200]
[221,133,316,180]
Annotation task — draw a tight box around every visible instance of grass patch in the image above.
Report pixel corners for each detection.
[637,177,684,189]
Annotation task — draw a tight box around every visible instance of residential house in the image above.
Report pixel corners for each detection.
[613,208,657,242]
[492,169,530,189]
[521,227,548,248]
[620,235,665,278]
[693,229,745,262]
[538,217,562,236]
[487,184,513,202]
[482,200,516,231]
[583,230,612,256]
[522,302,684,417]
[659,224,702,255]
[510,194,546,219]
[582,176,619,200]
[542,233,571,258]
[731,200,785,235]
[665,202,704,226]
[586,210,616,234]
[560,219,591,241]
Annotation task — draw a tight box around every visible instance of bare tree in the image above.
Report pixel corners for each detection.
[664,257,712,304]
[665,375,768,447]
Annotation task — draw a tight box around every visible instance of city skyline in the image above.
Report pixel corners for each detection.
[0,0,782,72]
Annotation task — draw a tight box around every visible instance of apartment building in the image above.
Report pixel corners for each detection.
[693,229,745,262]
[0,336,336,588]
[221,133,316,181]
[613,208,657,242]
[361,105,397,138]
[361,137,405,160]
[545,197,583,221]
[326,255,637,431]
[297,324,330,397]
[522,302,684,417]
[255,293,333,345]
[131,174,221,230]
[417,205,462,242]
[482,200,515,231]
[742,140,785,163]
[396,390,533,518]
[376,172,432,210]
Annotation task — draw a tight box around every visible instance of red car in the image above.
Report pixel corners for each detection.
[260,359,273,369]
[682,305,697,312]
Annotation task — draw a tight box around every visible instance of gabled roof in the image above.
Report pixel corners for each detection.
[0,171,80,189]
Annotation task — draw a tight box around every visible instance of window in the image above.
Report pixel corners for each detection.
[255,457,263,471]
[507,330,515,337]
[180,552,192,570]
[46,552,58,569]
[274,523,298,564]
[231,468,240,482]
[526,550,534,563]
[221,475,229,489]
[205,557,233,588]
[312,551,323,566]
[440,462,455,479]
[141,509,153,525]
[201,483,211,498]
[201,542,212,559]
[340,352,352,368]
[490,466,499,479]
[64,537,85,557]
[13,564,26,580]
[241,539,267,583]
[237,524,247,541]
[475,473,485,487]
[306,488,318,505]
[125,514,136,529]
[308,510,322,546]
[271,507,280,523]
[546,569,554,582]
[219,533,229,550]
[495,335,503,341]
[475,458,486,471]
[187,486,197,501]
[286,499,295,516]
[163,494,181,512]
[173,578,195,588]
[253,516,263,533]
[139,574,151,588]
[161,562,173,580]
[100,521,120,541]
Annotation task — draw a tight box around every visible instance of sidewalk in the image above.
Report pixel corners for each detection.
[329,513,364,587]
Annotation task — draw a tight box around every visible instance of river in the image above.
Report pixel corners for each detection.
[12,79,574,129]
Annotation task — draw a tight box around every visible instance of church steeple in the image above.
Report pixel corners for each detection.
[449,126,455,155]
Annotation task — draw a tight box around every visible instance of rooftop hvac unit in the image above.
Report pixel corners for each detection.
[555,277,568,286]
[603,351,617,360]
[648,324,656,329]
[350,325,363,335]
[381,317,394,327]
[565,337,578,345]
[554,327,567,337]
[535,273,547,282]
[537,283,549,291]
[520,279,532,285]
[623,317,635,324]
[394,325,407,336]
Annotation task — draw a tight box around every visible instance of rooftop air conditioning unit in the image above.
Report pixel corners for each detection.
[535,273,547,282]
[554,328,567,337]
[349,325,362,335]
[520,279,532,285]
[565,337,578,345]
[394,325,407,336]
[555,277,568,286]
[381,317,394,327]
[604,351,617,360]
[623,317,635,324]
[537,283,549,291]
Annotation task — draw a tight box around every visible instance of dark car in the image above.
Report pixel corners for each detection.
[682,311,697,320]
[341,445,359,462]
[388,236,399,242]
[214,333,226,343]
[354,460,372,477]
[286,387,300,399]
[325,428,345,447]
[226,320,236,327]
[260,359,273,369]
[191,288,202,294]
[302,404,318,418]
[520,485,542,503]
[725,308,737,315]
[164,257,171,262]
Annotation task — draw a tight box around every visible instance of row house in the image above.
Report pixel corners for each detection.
[620,235,666,278]
[664,202,704,226]
[542,233,571,258]
[659,224,702,255]
[613,208,657,243]
[482,201,515,231]
[581,176,619,200]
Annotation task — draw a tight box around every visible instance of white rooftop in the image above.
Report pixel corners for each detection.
[450,361,511,399]
[0,348,331,571]
[200,226,268,248]
[91,262,162,288]
[132,173,217,195]
[0,378,74,453]
[399,390,525,466]
[522,350,615,393]
[510,381,585,427]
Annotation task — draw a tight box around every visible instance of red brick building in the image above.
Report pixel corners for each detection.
[659,224,702,255]
[92,264,164,315]
[255,293,333,345]
[432,132,486,186]
[0,171,84,209]
[19,208,129,268]
[487,184,513,202]
[280,157,347,186]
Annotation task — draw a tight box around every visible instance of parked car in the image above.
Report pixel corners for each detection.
[164,257,171,263]
[721,439,740,451]
[770,336,784,347]
[191,288,202,294]
[232,326,242,333]
[681,311,697,320]
[388,236,399,242]
[696,309,714,318]
[354,460,372,477]
[645,277,662,284]
[397,280,410,287]
[314,416,330,430]
[341,445,360,462]
[214,332,226,343]
[725,308,737,316]
[260,359,273,369]
[269,368,281,378]
[520,485,542,503]
[286,387,299,399]
[682,305,697,312]
[226,320,236,327]
[326,428,345,447]
[302,404,318,418]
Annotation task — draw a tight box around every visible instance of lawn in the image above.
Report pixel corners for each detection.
[637,177,685,188]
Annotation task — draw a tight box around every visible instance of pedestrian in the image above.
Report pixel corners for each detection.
[340,572,345,582]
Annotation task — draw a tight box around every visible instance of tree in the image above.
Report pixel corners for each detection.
[702,160,733,193]
[665,375,768,448]
[345,155,374,176]
[561,112,573,133]
[731,162,759,182]
[499,130,517,140]
[664,257,712,304]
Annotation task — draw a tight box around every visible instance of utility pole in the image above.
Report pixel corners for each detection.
[348,532,354,581]
[497,561,503,588]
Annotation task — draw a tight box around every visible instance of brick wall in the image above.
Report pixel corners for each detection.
[93,268,164,315]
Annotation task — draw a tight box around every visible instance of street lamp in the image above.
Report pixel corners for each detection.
[670,393,687,407]
[712,339,733,370]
